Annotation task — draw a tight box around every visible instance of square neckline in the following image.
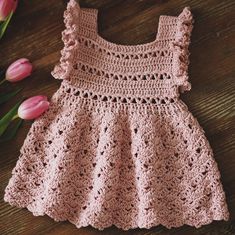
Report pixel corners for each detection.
[92,8,178,49]
[75,1,184,51]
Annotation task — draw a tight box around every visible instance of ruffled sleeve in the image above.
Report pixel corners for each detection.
[170,7,194,93]
[51,0,80,80]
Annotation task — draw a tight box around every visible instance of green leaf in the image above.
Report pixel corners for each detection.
[0,100,22,136]
[0,118,23,142]
[0,88,22,105]
[0,11,13,40]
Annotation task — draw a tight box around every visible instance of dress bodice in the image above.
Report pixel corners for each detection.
[51,0,194,104]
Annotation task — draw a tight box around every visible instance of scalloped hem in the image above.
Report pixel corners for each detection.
[4,197,230,231]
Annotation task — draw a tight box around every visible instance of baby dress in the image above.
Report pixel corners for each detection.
[4,0,230,230]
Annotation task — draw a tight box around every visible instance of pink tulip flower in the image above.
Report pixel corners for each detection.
[0,0,18,21]
[18,96,50,120]
[5,58,33,83]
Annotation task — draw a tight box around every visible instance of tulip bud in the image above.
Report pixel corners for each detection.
[0,0,18,21]
[5,58,33,83]
[18,96,50,120]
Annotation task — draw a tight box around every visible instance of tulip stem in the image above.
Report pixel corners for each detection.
[0,11,13,39]
[0,79,6,85]
[11,114,19,121]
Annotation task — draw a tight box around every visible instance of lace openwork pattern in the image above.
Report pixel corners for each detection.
[4,0,230,231]
[49,0,194,100]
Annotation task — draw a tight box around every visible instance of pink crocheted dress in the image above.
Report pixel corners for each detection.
[4,0,230,230]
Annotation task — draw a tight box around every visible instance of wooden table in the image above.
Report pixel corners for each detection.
[0,0,234,234]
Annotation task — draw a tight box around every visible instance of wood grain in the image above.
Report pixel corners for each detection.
[0,0,234,234]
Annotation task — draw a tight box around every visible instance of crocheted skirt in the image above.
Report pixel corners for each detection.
[4,80,230,230]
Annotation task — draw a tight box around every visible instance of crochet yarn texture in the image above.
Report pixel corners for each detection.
[4,0,230,230]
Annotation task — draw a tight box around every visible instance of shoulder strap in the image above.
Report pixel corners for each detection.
[79,7,98,39]
[156,15,178,41]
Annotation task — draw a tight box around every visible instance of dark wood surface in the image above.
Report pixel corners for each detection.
[0,0,234,234]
